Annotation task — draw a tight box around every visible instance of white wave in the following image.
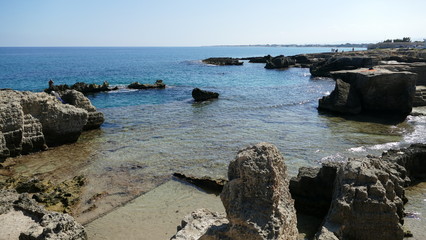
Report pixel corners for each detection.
[348,146,367,152]
[320,153,347,163]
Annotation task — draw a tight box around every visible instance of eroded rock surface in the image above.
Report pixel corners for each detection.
[0,189,87,240]
[0,89,103,159]
[202,58,243,66]
[128,80,166,89]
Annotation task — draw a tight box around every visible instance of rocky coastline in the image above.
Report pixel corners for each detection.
[1,48,426,239]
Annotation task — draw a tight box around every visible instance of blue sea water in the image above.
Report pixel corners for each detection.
[0,46,425,178]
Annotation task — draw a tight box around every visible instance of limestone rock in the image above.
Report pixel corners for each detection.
[0,189,87,240]
[46,81,115,94]
[318,157,406,240]
[128,80,166,89]
[171,209,228,240]
[192,88,219,102]
[59,90,104,130]
[218,142,298,240]
[0,89,103,159]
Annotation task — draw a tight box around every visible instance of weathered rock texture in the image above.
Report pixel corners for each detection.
[202,143,298,240]
[317,157,406,240]
[202,58,243,66]
[0,89,103,160]
[173,143,298,240]
[0,189,87,240]
[128,80,166,89]
[289,144,426,240]
[60,90,104,130]
[310,56,376,77]
[319,68,416,116]
[192,88,219,102]
[171,209,228,240]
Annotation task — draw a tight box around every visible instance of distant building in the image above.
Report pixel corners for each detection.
[424,39,426,48]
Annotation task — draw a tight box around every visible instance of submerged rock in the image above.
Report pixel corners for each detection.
[0,189,87,240]
[128,80,166,89]
[192,88,219,102]
[173,172,226,193]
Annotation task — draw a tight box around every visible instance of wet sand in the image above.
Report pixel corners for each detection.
[404,182,426,240]
[85,179,225,240]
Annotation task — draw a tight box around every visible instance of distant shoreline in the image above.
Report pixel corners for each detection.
[208,44,370,48]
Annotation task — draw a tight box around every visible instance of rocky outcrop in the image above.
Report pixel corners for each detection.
[60,90,104,130]
[318,78,362,114]
[413,86,426,107]
[192,88,219,102]
[0,89,103,159]
[319,68,416,116]
[310,56,376,77]
[265,55,296,69]
[171,209,228,240]
[46,81,116,94]
[0,189,87,240]
[173,143,298,240]
[218,143,298,240]
[202,58,243,66]
[378,61,426,86]
[240,55,272,63]
[128,80,166,89]
[317,157,406,240]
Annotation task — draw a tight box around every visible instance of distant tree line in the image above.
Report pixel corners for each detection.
[383,37,411,43]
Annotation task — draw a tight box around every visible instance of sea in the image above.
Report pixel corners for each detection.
[1,47,425,236]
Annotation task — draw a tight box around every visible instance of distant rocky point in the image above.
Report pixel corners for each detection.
[202,57,243,66]
[45,81,117,94]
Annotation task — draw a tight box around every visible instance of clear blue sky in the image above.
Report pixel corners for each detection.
[1,0,425,46]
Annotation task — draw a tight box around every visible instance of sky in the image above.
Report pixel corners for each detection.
[0,0,425,47]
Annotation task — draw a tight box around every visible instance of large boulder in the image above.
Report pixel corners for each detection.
[192,88,219,102]
[319,68,416,116]
[265,55,296,69]
[205,143,298,240]
[60,90,104,130]
[0,189,87,240]
[316,157,406,240]
[0,89,103,159]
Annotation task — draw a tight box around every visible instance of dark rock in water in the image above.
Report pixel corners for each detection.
[318,79,362,114]
[192,88,219,102]
[319,68,416,116]
[173,172,226,193]
[310,56,377,77]
[202,57,243,66]
[265,55,296,69]
[46,81,114,94]
[289,162,339,217]
[240,55,272,63]
[128,80,166,89]
[0,189,87,239]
